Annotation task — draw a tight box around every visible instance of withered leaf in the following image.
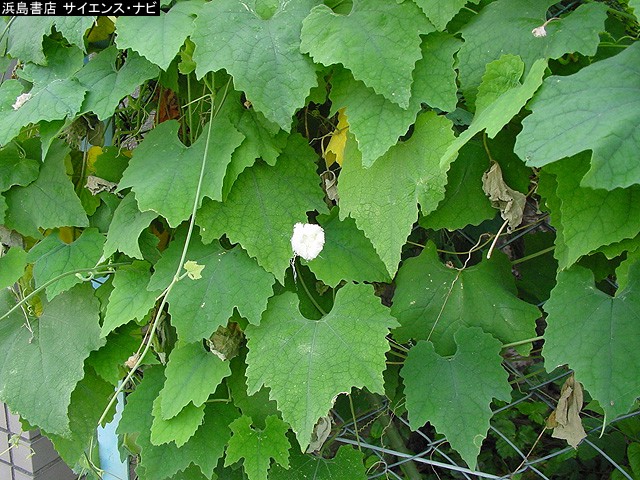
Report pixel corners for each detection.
[482,161,526,230]
[547,374,587,448]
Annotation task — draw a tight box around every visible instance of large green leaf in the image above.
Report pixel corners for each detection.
[268,445,367,480]
[150,395,205,447]
[421,141,495,231]
[119,118,244,227]
[543,154,640,269]
[225,415,290,480]
[118,366,239,480]
[26,228,104,301]
[391,242,539,356]
[158,342,231,419]
[44,367,115,468]
[191,0,318,130]
[218,90,286,200]
[457,0,606,99]
[401,327,511,469]
[440,56,547,167]
[6,16,94,64]
[3,140,88,237]
[0,284,104,436]
[148,228,275,341]
[329,33,460,167]
[0,78,86,147]
[74,46,159,120]
[102,261,159,337]
[102,192,157,260]
[307,208,390,287]
[339,111,455,276]
[197,134,326,282]
[413,0,481,30]
[116,1,202,70]
[0,247,27,289]
[0,143,40,191]
[515,42,640,190]
[543,264,640,423]
[301,0,433,108]
[245,283,398,450]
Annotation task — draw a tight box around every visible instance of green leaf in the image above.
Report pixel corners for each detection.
[0,78,86,147]
[228,350,279,428]
[192,0,318,130]
[151,395,205,447]
[543,154,640,269]
[268,445,367,480]
[88,323,146,385]
[119,367,239,480]
[306,208,390,287]
[0,284,105,436]
[328,33,459,167]
[339,112,455,276]
[543,264,640,423]
[3,139,88,237]
[26,228,105,300]
[413,0,480,30]
[391,242,539,356]
[225,415,290,480]
[218,90,286,200]
[421,141,495,231]
[457,0,606,99]
[75,46,160,121]
[19,39,85,89]
[116,1,202,70]
[0,143,40,191]
[120,118,244,227]
[301,0,434,108]
[401,327,511,469]
[6,17,94,64]
[158,342,232,419]
[44,367,115,467]
[102,261,159,337]
[197,134,326,282]
[440,56,547,168]
[103,192,157,260]
[245,283,398,450]
[516,42,640,190]
[148,228,275,341]
[0,247,27,289]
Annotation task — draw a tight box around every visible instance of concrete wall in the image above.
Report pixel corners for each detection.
[0,403,76,480]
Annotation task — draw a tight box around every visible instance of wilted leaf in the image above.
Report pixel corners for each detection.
[547,374,587,449]
[324,108,348,168]
[482,161,526,230]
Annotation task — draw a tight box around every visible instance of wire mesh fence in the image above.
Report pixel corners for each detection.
[325,215,640,479]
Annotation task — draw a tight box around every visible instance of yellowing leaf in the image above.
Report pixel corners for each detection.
[183,260,204,280]
[482,161,526,230]
[324,108,349,167]
[547,374,587,449]
[86,145,102,174]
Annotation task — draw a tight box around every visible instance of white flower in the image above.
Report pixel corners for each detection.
[531,26,547,37]
[12,92,32,110]
[291,223,325,261]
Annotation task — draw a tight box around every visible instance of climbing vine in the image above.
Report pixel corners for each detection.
[0,0,639,478]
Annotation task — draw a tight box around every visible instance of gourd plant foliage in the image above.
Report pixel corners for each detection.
[0,0,639,478]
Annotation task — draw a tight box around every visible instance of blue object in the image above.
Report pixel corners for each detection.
[97,388,129,480]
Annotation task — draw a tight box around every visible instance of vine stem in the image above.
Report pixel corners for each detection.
[0,263,130,322]
[98,76,232,426]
